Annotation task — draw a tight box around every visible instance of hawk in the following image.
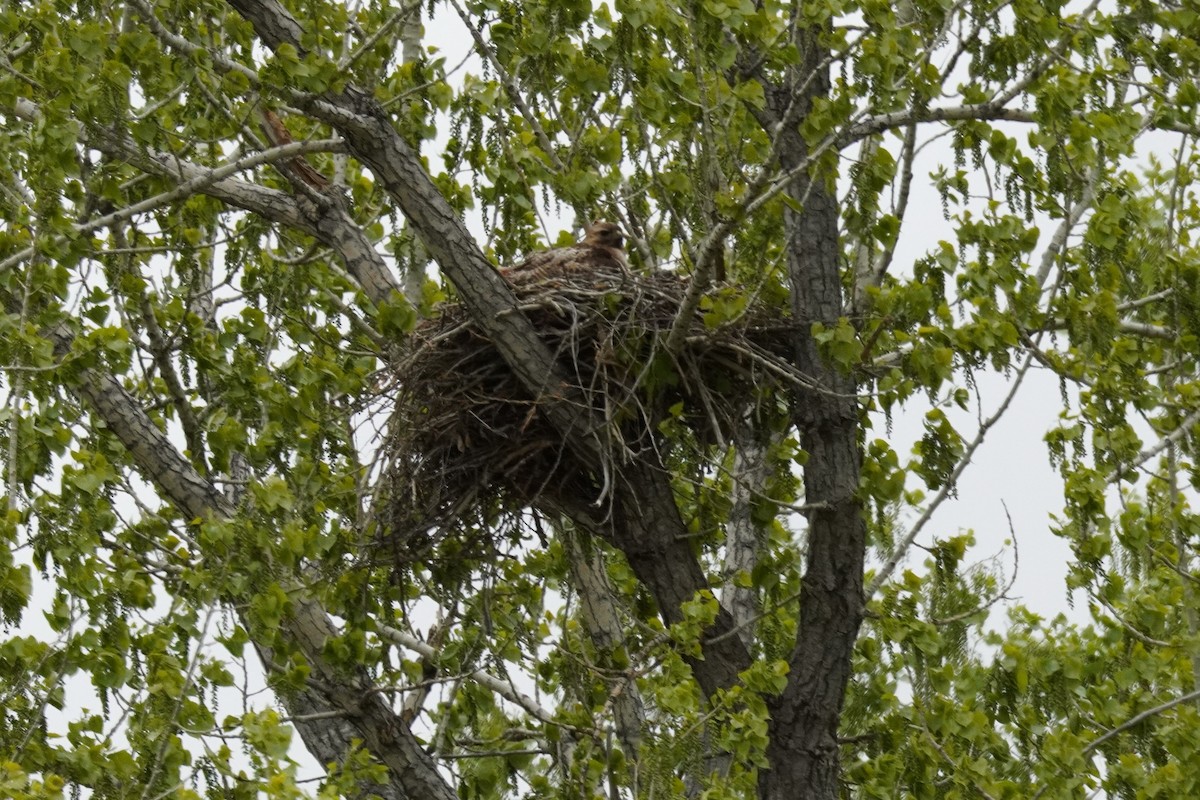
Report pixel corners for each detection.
[502,221,628,284]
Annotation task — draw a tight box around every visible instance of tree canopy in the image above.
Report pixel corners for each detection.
[3,0,1200,798]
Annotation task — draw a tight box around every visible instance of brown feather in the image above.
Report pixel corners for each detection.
[502,221,627,284]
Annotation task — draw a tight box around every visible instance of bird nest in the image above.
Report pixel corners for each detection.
[379,262,798,554]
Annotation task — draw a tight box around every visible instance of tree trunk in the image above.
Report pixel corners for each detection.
[757,26,867,800]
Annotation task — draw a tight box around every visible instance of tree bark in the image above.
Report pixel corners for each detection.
[563,526,645,761]
[546,456,753,699]
[610,459,752,697]
[754,27,868,800]
[225,3,858,793]
[721,419,775,648]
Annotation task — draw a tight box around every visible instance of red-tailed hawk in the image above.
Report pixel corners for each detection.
[501,221,628,284]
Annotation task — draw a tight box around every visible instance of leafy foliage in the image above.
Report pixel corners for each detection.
[2,0,1200,798]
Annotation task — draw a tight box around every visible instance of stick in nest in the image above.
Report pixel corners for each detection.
[379,260,796,557]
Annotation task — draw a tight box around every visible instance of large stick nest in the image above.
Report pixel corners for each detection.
[380,262,799,550]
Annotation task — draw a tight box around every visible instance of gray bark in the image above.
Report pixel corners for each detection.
[721,421,776,649]
[563,527,645,761]
[114,3,868,796]
[750,28,868,800]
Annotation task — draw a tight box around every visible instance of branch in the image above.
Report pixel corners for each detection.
[870,210,1092,593]
[445,0,566,174]
[1108,404,1200,486]
[8,97,404,306]
[74,366,234,521]
[843,105,1039,145]
[226,0,752,701]
[28,253,434,797]
[563,527,645,757]
[1085,687,1200,756]
[1029,686,1200,800]
[6,97,316,262]
[281,600,456,800]
[1035,162,1101,288]
[859,119,917,302]
[71,349,450,800]
[665,46,848,353]
[1116,319,1175,340]
[377,624,599,737]
[338,1,422,71]
[719,422,775,648]
[310,94,609,463]
[844,96,1199,149]
[867,347,1037,598]
[126,0,262,85]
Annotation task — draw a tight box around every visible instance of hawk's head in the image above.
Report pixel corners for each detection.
[585,221,624,252]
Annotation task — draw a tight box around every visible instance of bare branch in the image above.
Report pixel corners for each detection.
[1109,404,1200,486]
[445,0,566,174]
[377,624,599,737]
[867,349,1037,598]
[1035,163,1101,288]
